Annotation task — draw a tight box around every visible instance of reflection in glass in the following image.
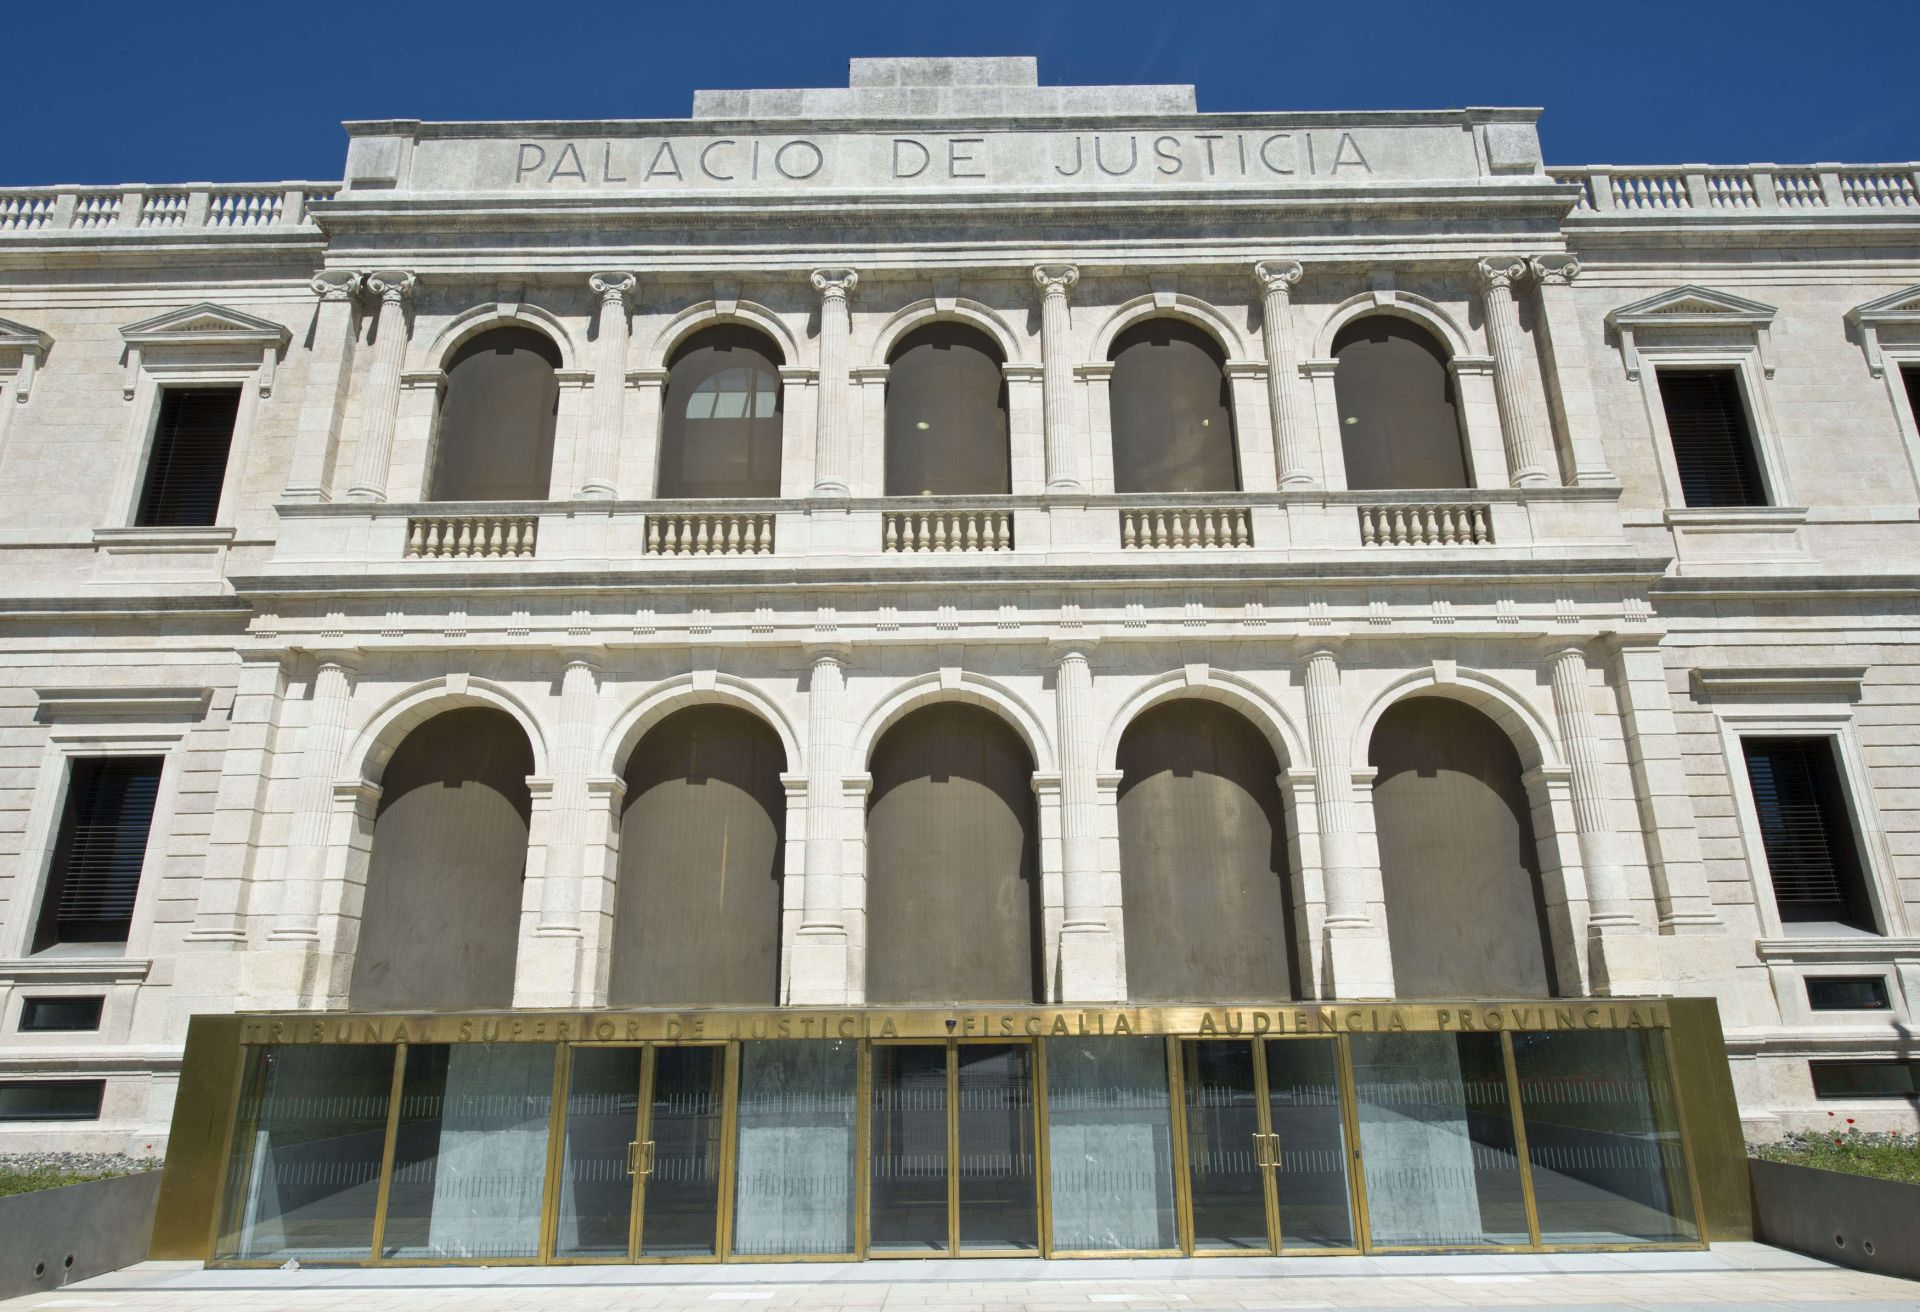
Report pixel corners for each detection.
[871,1045,949,1252]
[382,1044,555,1259]
[1349,1033,1528,1246]
[956,1044,1037,1251]
[1265,1039,1356,1250]
[1045,1037,1179,1252]
[215,1045,395,1260]
[1182,1041,1270,1252]
[640,1047,726,1257]
[554,1047,642,1258]
[732,1041,859,1256]
[1513,1030,1696,1243]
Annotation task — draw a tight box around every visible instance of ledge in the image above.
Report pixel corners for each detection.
[0,957,152,986]
[1754,937,1920,964]
[1690,667,1868,703]
[34,686,212,722]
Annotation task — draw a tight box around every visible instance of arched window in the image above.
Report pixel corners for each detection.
[1332,317,1469,490]
[1107,319,1239,493]
[884,323,1009,495]
[1368,697,1558,997]
[866,704,1040,1004]
[428,327,561,501]
[659,326,784,498]
[1117,701,1298,1001]
[350,707,533,1010]
[609,706,786,1006]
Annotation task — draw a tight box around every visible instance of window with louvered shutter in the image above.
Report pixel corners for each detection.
[134,388,241,527]
[1656,369,1767,508]
[32,757,163,950]
[1741,737,1876,933]
[1903,365,1920,432]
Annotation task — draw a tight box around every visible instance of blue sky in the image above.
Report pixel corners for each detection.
[10,0,1917,184]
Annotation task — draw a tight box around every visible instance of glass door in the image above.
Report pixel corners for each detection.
[1262,1038,1359,1252]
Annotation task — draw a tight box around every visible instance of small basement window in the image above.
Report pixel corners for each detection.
[1805,977,1891,1012]
[18,996,105,1032]
[1657,368,1767,508]
[1810,1061,1919,1101]
[0,1080,105,1121]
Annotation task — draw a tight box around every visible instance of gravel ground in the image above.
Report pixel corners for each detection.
[0,1151,161,1176]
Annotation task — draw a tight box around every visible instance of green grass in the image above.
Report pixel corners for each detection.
[1754,1124,1920,1185]
[0,1164,127,1197]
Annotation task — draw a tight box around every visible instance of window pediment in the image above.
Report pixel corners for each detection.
[118,302,291,398]
[0,315,52,401]
[1606,285,1778,379]
[1846,286,1920,376]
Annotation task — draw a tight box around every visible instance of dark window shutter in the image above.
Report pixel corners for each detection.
[1656,369,1767,508]
[135,388,240,527]
[33,757,163,950]
[1741,738,1875,932]
[1903,365,1920,430]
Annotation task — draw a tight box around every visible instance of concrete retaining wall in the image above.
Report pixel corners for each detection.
[1749,1157,1920,1282]
[0,1171,162,1300]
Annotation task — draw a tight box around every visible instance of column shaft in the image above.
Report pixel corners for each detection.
[1546,647,1634,927]
[1254,260,1314,487]
[802,649,849,927]
[1055,648,1100,925]
[284,271,361,501]
[581,273,635,498]
[810,269,857,496]
[345,270,415,502]
[273,659,355,938]
[1304,650,1364,925]
[1477,257,1555,487]
[541,656,599,931]
[1528,255,1615,486]
[1033,265,1083,492]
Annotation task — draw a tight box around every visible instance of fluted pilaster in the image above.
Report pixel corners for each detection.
[1253,259,1314,487]
[1032,265,1083,492]
[580,272,635,498]
[1477,256,1555,487]
[1546,647,1635,929]
[810,269,857,496]
[345,270,415,502]
[272,657,356,939]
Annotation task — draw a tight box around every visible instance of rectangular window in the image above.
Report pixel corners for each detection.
[134,387,240,527]
[1657,368,1767,508]
[1806,976,1892,1012]
[0,1080,105,1121]
[32,756,163,952]
[1740,737,1876,933]
[1811,1060,1919,1100]
[18,996,105,1032]
[1903,365,1920,431]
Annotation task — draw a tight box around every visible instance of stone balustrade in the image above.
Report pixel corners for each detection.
[645,512,777,557]
[1551,164,1920,215]
[0,184,336,235]
[1119,505,1254,550]
[1358,501,1492,547]
[405,514,539,559]
[883,508,1015,553]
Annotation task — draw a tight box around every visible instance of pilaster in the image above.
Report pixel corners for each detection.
[344,270,415,502]
[1033,264,1085,492]
[810,268,857,497]
[1253,260,1316,487]
[580,272,636,498]
[1476,256,1557,486]
[283,270,361,502]
[1528,255,1616,486]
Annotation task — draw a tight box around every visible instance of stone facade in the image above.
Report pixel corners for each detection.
[1,57,1916,1151]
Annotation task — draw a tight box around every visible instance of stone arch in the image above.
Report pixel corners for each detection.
[1097,667,1304,772]
[1349,666,1560,777]
[851,671,1056,775]
[869,298,1028,366]
[1313,290,1471,360]
[422,302,578,372]
[1090,291,1248,362]
[600,673,800,777]
[649,299,799,368]
[344,675,551,786]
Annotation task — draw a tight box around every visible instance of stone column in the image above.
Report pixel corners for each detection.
[791,643,852,1002]
[284,270,361,501]
[1476,257,1556,487]
[1054,644,1119,1000]
[345,270,415,502]
[1032,264,1084,493]
[1528,255,1615,486]
[809,269,858,497]
[1303,650,1395,997]
[271,655,356,944]
[520,652,599,1006]
[580,272,635,499]
[1253,259,1315,487]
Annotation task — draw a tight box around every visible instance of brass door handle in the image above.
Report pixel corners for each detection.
[1258,1132,1283,1169]
[641,1141,656,1177]
[626,1140,641,1177]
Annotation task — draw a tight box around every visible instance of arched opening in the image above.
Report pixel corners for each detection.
[884,322,1010,495]
[1107,318,1239,493]
[1117,700,1298,1001]
[350,707,533,1010]
[865,703,1041,1004]
[1367,697,1559,997]
[428,327,561,501]
[658,325,785,498]
[1332,316,1469,490]
[609,706,786,1006]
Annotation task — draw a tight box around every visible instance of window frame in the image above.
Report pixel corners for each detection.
[0,1079,107,1122]
[1638,352,1790,512]
[110,370,256,531]
[17,995,106,1033]
[1879,351,1920,498]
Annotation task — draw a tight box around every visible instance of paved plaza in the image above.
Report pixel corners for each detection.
[7,1246,1917,1312]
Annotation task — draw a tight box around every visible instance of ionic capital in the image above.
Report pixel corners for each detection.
[1475,256,1531,292]
[1529,254,1581,286]
[366,269,416,305]
[589,271,637,305]
[804,640,852,668]
[1252,259,1305,297]
[310,269,362,303]
[1032,264,1081,297]
[809,268,858,302]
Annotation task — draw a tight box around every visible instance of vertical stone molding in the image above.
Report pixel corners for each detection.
[270,655,357,941]
[1303,650,1394,998]
[1032,264,1084,493]
[1053,644,1118,1000]
[284,270,362,502]
[792,643,852,1003]
[1545,647,1636,930]
[520,652,600,1006]
[580,273,636,499]
[1527,255,1616,486]
[1253,259,1315,487]
[1476,256,1556,487]
[345,269,416,502]
[809,269,858,497]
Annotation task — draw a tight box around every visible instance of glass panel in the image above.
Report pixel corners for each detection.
[1264,1039,1355,1250]
[1513,1031,1696,1244]
[732,1040,859,1256]
[215,1045,394,1261]
[1044,1037,1179,1252]
[1181,1041,1271,1252]
[554,1047,642,1258]
[870,1045,949,1252]
[639,1046,726,1257]
[1349,1033,1529,1247]
[381,1044,555,1259]
[956,1044,1037,1251]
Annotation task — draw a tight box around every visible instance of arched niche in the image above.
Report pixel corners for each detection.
[609,705,786,1006]
[1117,700,1298,1002]
[349,706,533,1011]
[427,326,562,501]
[1107,318,1239,493]
[658,325,785,498]
[865,703,1041,1004]
[884,322,1009,496]
[1367,696,1559,997]
[1332,316,1469,490]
